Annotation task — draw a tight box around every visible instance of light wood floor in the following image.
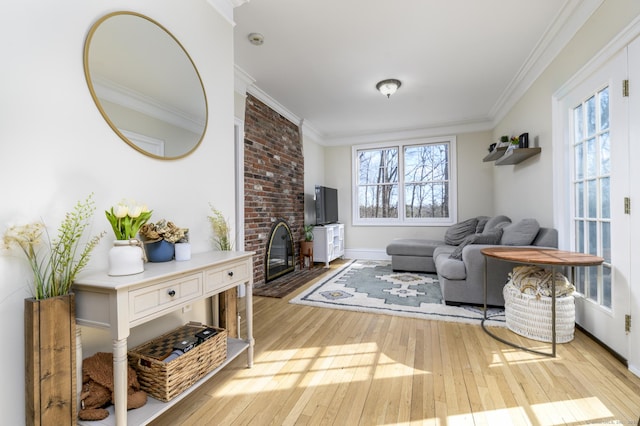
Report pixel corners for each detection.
[151,264,640,426]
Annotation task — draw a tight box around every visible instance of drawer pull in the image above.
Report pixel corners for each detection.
[168,289,176,297]
[227,271,234,277]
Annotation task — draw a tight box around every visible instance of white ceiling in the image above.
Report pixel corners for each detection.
[233,0,601,145]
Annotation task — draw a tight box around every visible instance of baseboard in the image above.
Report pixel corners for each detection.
[575,323,627,366]
[344,248,390,261]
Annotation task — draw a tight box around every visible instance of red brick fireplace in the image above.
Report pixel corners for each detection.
[244,94,304,288]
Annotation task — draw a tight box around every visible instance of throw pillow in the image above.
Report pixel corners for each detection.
[483,215,511,232]
[449,228,503,260]
[500,218,540,246]
[475,216,490,233]
[444,217,478,246]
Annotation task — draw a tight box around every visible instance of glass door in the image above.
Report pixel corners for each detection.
[562,50,630,357]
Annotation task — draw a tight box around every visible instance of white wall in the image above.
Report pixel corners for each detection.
[302,134,326,225]
[324,130,494,257]
[494,0,640,375]
[0,1,234,422]
[493,1,640,228]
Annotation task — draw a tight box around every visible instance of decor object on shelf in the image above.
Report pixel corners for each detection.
[140,219,188,262]
[2,194,104,425]
[105,200,152,275]
[208,205,233,250]
[518,132,529,148]
[78,352,147,421]
[506,136,520,154]
[144,239,175,262]
[128,322,227,402]
[175,230,191,261]
[376,78,401,98]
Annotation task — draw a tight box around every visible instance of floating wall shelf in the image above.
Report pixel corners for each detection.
[494,147,541,165]
[482,147,507,162]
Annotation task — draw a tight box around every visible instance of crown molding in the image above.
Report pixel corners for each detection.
[234,65,255,97]
[490,0,603,126]
[245,82,302,127]
[300,120,324,144]
[207,0,249,26]
[322,119,493,147]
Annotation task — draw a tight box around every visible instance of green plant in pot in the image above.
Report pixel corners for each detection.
[208,205,233,251]
[3,193,105,299]
[303,224,314,242]
[300,224,314,268]
[105,200,152,275]
[2,193,105,425]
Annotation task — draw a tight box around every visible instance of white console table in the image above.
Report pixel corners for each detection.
[73,251,255,426]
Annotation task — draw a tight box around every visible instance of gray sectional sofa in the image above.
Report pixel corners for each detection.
[386,215,558,306]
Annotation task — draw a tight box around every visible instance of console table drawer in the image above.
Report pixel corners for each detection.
[129,273,203,321]
[205,260,250,294]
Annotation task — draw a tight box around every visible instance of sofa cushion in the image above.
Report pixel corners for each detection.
[444,218,478,245]
[483,215,511,232]
[386,239,444,257]
[435,251,467,280]
[448,228,504,260]
[500,218,540,245]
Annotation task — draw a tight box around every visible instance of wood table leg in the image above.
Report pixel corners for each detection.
[219,288,238,338]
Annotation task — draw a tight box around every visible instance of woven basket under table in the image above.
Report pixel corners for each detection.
[128,323,227,402]
[503,283,575,343]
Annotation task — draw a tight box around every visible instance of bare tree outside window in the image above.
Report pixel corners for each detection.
[404,144,449,218]
[355,139,452,224]
[357,148,398,218]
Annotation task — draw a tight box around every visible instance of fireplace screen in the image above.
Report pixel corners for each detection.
[265,219,295,282]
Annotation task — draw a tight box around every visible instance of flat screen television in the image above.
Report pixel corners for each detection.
[315,185,339,225]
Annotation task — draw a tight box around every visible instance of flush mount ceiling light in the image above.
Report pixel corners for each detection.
[376,79,402,98]
[248,32,264,45]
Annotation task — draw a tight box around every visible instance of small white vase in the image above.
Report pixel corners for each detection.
[175,242,191,261]
[108,240,144,276]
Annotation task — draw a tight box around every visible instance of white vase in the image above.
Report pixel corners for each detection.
[175,242,191,261]
[108,240,144,276]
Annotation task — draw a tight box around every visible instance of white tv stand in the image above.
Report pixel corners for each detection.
[73,251,254,425]
[313,223,344,266]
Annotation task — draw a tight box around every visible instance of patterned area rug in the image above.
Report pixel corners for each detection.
[290,259,505,326]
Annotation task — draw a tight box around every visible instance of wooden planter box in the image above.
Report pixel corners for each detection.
[24,294,77,426]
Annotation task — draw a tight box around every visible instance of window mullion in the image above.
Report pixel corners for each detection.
[398,146,405,221]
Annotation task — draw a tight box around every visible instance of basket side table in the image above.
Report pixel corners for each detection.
[481,247,603,357]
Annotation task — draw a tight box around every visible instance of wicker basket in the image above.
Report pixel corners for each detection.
[128,322,227,402]
[503,283,576,343]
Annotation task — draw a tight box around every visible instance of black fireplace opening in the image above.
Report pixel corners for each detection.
[265,219,295,282]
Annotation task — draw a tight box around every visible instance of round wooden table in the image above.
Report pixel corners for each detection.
[481,247,604,357]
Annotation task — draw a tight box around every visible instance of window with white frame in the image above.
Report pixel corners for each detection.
[572,87,612,307]
[352,136,456,226]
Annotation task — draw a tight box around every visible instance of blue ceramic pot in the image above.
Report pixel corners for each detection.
[145,240,175,262]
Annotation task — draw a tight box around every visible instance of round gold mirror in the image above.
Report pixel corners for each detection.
[84,12,208,160]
